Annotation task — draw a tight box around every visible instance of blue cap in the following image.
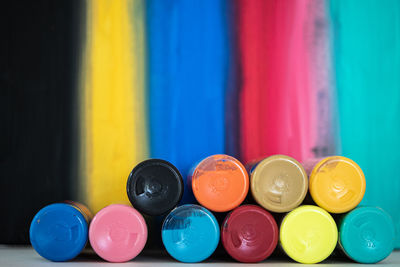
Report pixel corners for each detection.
[30,203,88,261]
[339,206,395,263]
[162,204,220,263]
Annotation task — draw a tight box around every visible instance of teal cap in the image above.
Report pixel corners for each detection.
[339,206,395,263]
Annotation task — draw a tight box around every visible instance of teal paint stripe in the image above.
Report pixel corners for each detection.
[330,0,400,248]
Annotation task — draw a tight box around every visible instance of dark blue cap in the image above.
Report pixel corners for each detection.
[29,203,88,261]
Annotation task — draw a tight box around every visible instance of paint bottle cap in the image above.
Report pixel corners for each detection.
[309,156,365,213]
[127,159,183,216]
[162,204,220,263]
[339,207,395,263]
[29,203,88,261]
[89,204,147,262]
[221,205,278,263]
[280,205,338,264]
[250,155,308,212]
[191,154,249,212]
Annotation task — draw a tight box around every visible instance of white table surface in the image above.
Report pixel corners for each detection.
[1,246,399,266]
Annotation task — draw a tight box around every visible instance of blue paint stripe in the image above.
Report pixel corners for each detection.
[146,0,230,203]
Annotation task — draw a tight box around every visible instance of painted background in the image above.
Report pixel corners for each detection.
[2,0,400,248]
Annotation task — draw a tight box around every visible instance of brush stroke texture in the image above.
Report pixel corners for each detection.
[330,0,400,248]
[146,0,229,203]
[80,0,148,213]
[238,0,320,164]
[308,0,337,157]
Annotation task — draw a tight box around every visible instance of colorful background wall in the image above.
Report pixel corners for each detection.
[2,0,400,248]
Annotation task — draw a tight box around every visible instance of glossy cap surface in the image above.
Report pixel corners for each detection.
[192,154,248,212]
[280,205,338,264]
[30,203,88,262]
[251,155,308,212]
[89,204,147,262]
[309,156,365,213]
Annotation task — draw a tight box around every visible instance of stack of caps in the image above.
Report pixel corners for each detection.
[247,155,395,264]
[29,154,396,264]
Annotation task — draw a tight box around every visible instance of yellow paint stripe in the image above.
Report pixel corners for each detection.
[79,0,147,213]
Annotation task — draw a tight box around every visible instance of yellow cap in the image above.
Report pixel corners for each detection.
[309,156,365,213]
[280,205,338,264]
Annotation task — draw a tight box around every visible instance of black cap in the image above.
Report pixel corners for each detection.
[127,159,184,216]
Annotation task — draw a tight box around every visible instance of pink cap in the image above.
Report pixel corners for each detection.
[89,204,147,262]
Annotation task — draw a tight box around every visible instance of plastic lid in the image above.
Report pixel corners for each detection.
[309,156,365,213]
[191,154,249,212]
[251,155,308,212]
[162,204,220,263]
[29,203,88,261]
[280,205,338,264]
[89,204,147,262]
[339,207,395,263]
[127,159,184,216]
[221,205,278,263]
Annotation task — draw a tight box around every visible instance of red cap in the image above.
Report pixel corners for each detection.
[221,205,278,263]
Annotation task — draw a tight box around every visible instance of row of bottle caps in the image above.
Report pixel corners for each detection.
[29,154,396,264]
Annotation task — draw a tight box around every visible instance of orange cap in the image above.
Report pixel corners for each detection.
[309,156,366,213]
[191,154,249,212]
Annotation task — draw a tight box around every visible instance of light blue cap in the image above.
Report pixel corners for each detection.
[339,206,395,263]
[162,204,220,263]
[30,203,88,261]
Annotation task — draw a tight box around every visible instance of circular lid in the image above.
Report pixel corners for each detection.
[162,204,220,263]
[339,207,395,263]
[221,205,278,263]
[309,156,365,213]
[251,155,308,212]
[29,203,88,261]
[280,205,338,264]
[89,204,147,262]
[127,159,183,216]
[191,154,249,212]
